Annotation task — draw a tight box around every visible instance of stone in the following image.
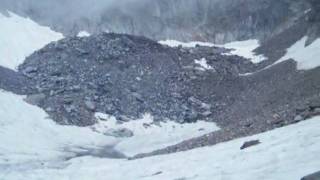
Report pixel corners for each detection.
[23,66,38,74]
[118,115,131,122]
[240,140,261,150]
[103,128,134,138]
[84,100,96,111]
[24,93,46,106]
[294,115,304,122]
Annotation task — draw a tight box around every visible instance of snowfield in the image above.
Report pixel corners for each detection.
[277,36,320,70]
[0,12,63,70]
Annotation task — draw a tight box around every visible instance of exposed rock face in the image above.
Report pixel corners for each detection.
[0,0,312,43]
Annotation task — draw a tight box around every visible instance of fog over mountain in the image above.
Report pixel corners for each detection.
[0,0,314,43]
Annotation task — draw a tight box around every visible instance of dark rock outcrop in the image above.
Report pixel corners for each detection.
[302,171,320,180]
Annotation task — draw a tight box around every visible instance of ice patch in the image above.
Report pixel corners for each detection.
[0,12,63,70]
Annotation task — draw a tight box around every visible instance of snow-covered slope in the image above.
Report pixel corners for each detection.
[0,90,117,165]
[277,36,320,70]
[0,12,63,70]
[1,109,319,179]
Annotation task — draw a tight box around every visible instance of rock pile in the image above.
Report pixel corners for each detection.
[18,33,253,126]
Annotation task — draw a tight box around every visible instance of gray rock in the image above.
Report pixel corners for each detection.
[301,171,320,180]
[84,100,96,111]
[240,140,261,150]
[294,115,304,122]
[22,66,38,74]
[24,93,46,106]
[104,128,134,138]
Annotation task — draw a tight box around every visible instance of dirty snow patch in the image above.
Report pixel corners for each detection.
[94,113,220,156]
[0,12,63,70]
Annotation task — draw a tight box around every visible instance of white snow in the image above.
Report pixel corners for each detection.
[159,40,216,48]
[159,39,266,64]
[276,36,320,70]
[194,58,214,71]
[77,31,91,37]
[0,12,63,70]
[2,113,320,180]
[94,113,219,156]
[223,39,266,63]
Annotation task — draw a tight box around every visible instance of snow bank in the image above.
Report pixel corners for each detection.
[77,31,91,37]
[0,90,116,165]
[159,39,266,64]
[0,12,63,70]
[94,113,219,156]
[3,115,320,180]
[277,36,320,70]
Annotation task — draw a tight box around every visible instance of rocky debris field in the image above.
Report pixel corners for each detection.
[0,32,319,157]
[17,33,255,126]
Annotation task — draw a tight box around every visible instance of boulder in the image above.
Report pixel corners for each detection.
[301,171,320,180]
[240,140,261,150]
[104,128,134,138]
[24,93,46,106]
